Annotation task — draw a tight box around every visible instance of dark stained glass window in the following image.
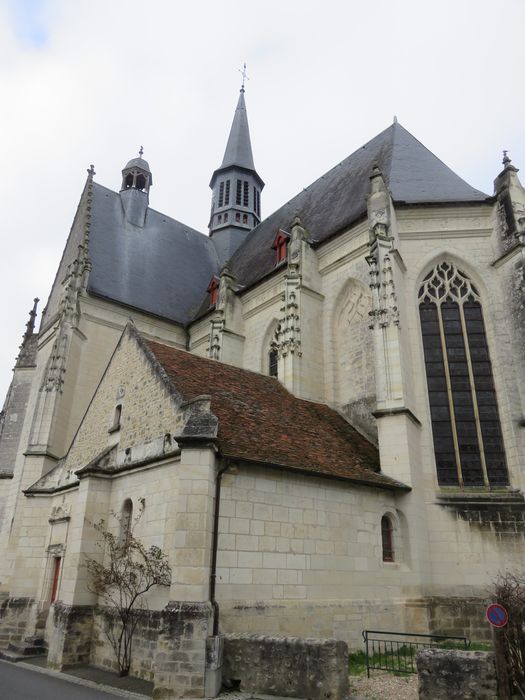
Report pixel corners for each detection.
[419,262,508,488]
[268,347,278,378]
[381,516,394,562]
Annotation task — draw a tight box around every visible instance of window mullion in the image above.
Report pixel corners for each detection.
[436,301,464,487]
[458,303,490,487]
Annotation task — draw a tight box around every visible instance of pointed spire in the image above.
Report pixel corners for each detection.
[21,298,39,347]
[220,89,255,171]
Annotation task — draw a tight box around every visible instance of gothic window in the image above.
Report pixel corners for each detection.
[218,182,224,208]
[119,499,133,548]
[419,262,508,488]
[253,186,258,215]
[272,230,289,263]
[256,190,261,217]
[242,214,248,224]
[217,214,222,224]
[225,180,230,205]
[207,276,220,306]
[224,213,228,222]
[135,174,146,191]
[381,516,394,562]
[268,346,278,378]
[236,179,242,205]
[243,181,249,207]
[125,173,134,189]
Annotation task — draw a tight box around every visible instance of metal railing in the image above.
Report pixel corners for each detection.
[362,629,470,676]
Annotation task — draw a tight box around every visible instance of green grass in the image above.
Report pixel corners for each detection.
[348,640,493,676]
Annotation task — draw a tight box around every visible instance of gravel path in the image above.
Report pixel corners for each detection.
[349,670,418,700]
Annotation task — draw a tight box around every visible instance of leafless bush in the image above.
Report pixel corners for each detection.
[493,571,525,698]
[85,506,171,676]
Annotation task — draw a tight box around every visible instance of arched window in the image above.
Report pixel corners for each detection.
[268,346,278,378]
[381,516,394,562]
[419,262,508,488]
[120,499,133,548]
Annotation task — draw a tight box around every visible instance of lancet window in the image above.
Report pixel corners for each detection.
[419,262,508,488]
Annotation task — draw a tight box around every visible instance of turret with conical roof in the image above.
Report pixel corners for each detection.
[120,147,152,228]
[209,84,264,264]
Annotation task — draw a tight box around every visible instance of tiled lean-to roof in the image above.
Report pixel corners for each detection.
[146,339,408,491]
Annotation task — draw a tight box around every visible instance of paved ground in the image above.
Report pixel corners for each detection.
[0,659,149,699]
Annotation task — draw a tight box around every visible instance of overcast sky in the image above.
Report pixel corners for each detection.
[1,0,524,402]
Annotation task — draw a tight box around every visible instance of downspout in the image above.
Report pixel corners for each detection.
[210,457,229,636]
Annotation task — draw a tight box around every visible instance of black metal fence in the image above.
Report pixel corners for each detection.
[362,630,470,676]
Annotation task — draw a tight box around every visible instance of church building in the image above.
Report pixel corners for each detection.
[0,82,524,697]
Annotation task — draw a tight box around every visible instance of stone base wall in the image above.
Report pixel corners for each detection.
[0,596,34,647]
[416,649,497,699]
[427,597,492,642]
[218,598,429,648]
[46,603,94,669]
[153,601,213,699]
[223,633,349,700]
[90,607,162,681]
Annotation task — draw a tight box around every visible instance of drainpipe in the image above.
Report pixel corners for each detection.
[210,457,229,636]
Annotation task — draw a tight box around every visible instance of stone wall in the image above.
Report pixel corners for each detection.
[427,596,492,642]
[223,633,349,700]
[47,602,93,669]
[416,648,497,700]
[0,596,33,647]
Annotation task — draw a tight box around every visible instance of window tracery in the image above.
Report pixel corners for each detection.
[419,262,508,488]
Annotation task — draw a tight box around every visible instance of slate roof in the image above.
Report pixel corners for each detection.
[146,339,408,490]
[86,183,219,325]
[228,121,491,290]
[219,90,255,171]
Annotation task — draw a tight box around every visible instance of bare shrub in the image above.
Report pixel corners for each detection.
[493,571,525,698]
[85,505,171,676]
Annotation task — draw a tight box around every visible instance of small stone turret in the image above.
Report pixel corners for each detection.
[119,148,152,228]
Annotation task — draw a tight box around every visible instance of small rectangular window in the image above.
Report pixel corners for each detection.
[243,181,249,207]
[225,180,230,205]
[236,180,242,205]
[218,182,224,208]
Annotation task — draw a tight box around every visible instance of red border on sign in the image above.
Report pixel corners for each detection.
[486,603,508,628]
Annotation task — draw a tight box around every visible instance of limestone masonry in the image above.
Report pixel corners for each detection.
[0,86,524,697]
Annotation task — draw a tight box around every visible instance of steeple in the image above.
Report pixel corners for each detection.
[209,77,264,265]
[119,148,152,228]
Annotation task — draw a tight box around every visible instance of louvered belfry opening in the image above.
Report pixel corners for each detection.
[419,262,508,488]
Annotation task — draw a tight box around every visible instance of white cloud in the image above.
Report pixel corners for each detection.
[1,0,524,402]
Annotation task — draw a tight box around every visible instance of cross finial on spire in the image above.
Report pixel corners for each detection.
[239,62,249,92]
[503,150,511,167]
[139,146,144,158]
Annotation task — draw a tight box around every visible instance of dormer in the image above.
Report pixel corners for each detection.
[272,229,290,264]
[207,276,220,307]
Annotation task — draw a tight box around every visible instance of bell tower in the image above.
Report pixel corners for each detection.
[119,147,152,228]
[209,74,264,264]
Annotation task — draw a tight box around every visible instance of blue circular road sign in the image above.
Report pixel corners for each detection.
[486,603,508,628]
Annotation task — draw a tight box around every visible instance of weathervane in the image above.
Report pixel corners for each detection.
[139,146,144,158]
[239,62,249,92]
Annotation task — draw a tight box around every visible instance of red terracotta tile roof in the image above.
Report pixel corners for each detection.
[146,339,408,490]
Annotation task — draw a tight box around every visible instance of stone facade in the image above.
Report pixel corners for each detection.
[1,109,525,699]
